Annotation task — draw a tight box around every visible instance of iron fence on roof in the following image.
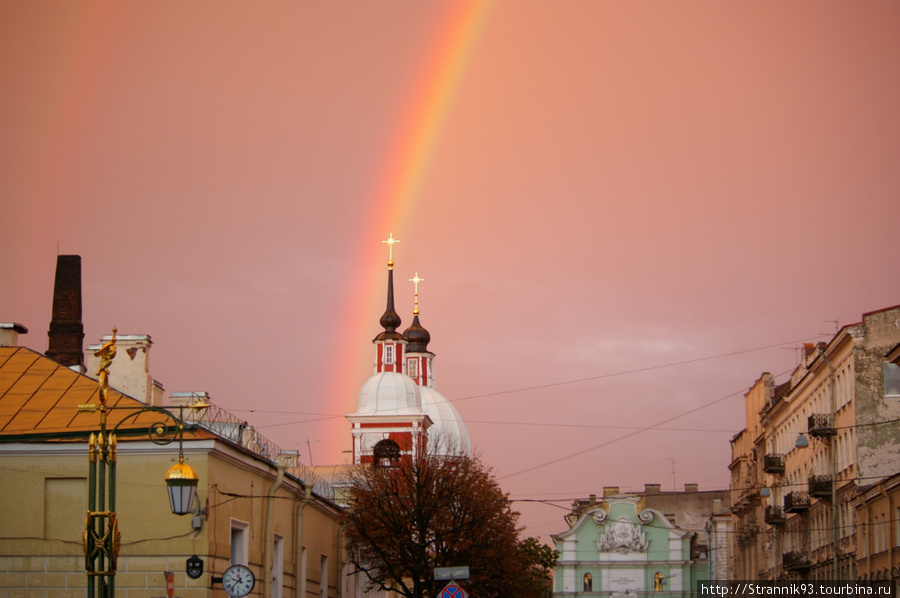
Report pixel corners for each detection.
[171,393,335,500]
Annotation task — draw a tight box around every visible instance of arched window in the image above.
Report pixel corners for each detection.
[373,439,400,468]
[583,573,592,592]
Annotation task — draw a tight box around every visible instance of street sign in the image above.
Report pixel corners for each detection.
[434,566,469,580]
[439,582,467,598]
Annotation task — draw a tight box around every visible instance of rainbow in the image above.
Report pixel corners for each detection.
[323,1,495,462]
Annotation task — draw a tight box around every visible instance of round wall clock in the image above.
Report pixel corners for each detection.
[221,564,255,597]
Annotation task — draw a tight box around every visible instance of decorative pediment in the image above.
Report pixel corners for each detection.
[597,516,649,554]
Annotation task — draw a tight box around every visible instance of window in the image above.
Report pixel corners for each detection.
[583,573,592,592]
[384,345,394,365]
[320,555,329,598]
[884,362,900,397]
[407,358,418,378]
[300,547,307,598]
[373,439,401,468]
[273,534,284,598]
[895,507,900,547]
[231,519,250,564]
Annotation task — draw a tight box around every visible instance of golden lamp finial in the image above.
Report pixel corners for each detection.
[382,233,399,270]
[94,327,117,405]
[409,272,424,316]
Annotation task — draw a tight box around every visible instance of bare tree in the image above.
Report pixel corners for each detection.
[340,440,552,598]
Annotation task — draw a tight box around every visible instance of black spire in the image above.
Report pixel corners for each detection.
[374,265,403,341]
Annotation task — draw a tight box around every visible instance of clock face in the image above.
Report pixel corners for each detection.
[222,564,255,597]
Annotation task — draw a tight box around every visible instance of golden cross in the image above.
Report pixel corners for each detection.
[409,272,424,294]
[382,233,400,267]
[409,272,424,315]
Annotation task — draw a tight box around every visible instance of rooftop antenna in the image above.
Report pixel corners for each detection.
[668,457,676,492]
[781,345,803,367]
[820,320,839,336]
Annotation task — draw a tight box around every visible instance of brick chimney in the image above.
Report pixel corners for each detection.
[46,255,85,371]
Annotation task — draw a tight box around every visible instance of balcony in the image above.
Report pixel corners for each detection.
[763,454,785,475]
[784,491,810,512]
[783,551,811,570]
[809,474,833,499]
[765,505,785,525]
[808,413,835,437]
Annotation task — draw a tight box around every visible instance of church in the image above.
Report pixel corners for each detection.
[346,236,471,466]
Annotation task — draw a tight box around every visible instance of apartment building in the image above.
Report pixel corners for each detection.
[730,305,900,581]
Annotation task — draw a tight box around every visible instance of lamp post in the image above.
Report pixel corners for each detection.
[80,328,208,598]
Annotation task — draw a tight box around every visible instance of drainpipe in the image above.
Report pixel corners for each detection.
[294,483,313,598]
[879,483,893,577]
[264,463,286,598]
[336,525,347,598]
[818,346,839,581]
[864,501,873,579]
[762,403,780,581]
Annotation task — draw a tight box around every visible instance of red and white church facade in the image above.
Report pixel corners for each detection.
[346,248,470,466]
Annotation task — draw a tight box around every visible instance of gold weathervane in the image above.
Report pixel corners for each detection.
[382,233,399,269]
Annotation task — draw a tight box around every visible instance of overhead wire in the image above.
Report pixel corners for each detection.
[241,335,825,434]
[496,377,772,481]
[448,336,824,403]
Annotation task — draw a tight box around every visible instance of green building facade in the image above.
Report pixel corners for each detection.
[552,492,730,596]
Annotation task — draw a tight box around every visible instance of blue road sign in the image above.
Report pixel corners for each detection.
[440,582,467,598]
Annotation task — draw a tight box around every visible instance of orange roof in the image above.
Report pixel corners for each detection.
[0,346,206,440]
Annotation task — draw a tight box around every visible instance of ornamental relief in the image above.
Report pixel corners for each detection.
[597,516,649,554]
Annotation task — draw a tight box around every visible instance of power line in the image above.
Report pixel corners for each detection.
[449,336,824,403]
[464,420,735,432]
[238,336,824,433]
[497,367,797,481]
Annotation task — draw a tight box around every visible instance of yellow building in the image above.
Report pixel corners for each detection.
[0,328,346,598]
[729,304,900,582]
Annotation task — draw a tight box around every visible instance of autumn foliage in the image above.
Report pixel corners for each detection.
[339,450,555,598]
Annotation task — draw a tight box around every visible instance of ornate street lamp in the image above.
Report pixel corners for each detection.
[80,328,208,598]
[165,456,200,515]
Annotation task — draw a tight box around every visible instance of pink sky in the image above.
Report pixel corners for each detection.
[2,1,899,541]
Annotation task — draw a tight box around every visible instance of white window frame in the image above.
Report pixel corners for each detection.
[300,547,307,598]
[231,519,250,565]
[273,533,284,598]
[320,554,329,598]
[884,362,900,397]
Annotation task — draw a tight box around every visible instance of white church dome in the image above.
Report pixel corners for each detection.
[355,371,422,416]
[419,386,471,457]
